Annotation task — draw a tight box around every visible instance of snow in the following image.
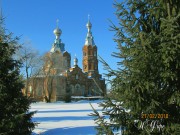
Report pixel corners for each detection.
[30,100,103,135]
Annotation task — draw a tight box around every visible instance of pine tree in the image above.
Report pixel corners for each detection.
[91,0,180,134]
[0,17,36,134]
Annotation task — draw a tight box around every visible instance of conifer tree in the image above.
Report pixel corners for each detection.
[0,16,36,134]
[91,0,180,134]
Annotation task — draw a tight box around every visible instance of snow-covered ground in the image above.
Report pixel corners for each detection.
[30,100,102,135]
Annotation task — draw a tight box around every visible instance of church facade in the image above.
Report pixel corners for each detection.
[29,19,106,102]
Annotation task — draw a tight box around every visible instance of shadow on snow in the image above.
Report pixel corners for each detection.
[32,116,93,122]
[35,109,102,113]
[43,126,96,135]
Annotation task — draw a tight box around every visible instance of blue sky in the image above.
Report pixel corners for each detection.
[2,0,120,81]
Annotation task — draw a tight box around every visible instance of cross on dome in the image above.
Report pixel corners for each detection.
[88,14,90,21]
[53,19,62,39]
[56,19,59,28]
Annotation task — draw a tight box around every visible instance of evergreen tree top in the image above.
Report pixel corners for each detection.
[0,14,36,135]
[91,0,180,134]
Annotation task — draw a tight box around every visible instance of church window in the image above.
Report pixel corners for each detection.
[88,89,91,96]
[29,85,32,93]
[75,84,81,93]
[88,50,92,55]
[94,51,96,56]
[64,59,67,67]
[84,52,86,56]
[82,85,85,96]
[70,85,74,94]
[37,87,42,96]
[75,74,79,79]
[92,64,94,70]
[89,64,91,70]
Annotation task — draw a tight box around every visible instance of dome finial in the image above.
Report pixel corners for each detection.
[86,14,92,32]
[88,14,90,22]
[74,54,78,66]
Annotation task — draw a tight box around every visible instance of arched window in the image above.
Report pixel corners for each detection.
[75,84,80,90]
[70,85,74,94]
[37,86,42,96]
[89,64,91,70]
[94,51,96,56]
[64,59,67,67]
[82,85,85,96]
[88,89,91,96]
[84,52,86,56]
[75,74,79,79]
[29,85,32,93]
[75,84,81,95]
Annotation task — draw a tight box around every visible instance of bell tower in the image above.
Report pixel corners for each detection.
[82,16,99,77]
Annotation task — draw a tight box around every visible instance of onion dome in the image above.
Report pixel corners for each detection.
[50,19,65,53]
[53,27,62,39]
